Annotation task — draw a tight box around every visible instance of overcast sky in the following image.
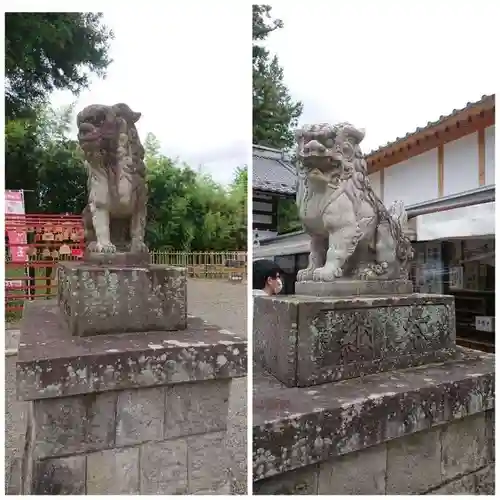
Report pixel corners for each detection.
[264,0,498,153]
[50,4,251,184]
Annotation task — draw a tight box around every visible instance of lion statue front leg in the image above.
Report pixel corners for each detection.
[88,173,116,254]
[297,234,327,281]
[311,194,360,281]
[313,226,361,281]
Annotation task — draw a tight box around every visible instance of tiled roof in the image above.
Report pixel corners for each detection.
[366,94,495,157]
[252,144,296,194]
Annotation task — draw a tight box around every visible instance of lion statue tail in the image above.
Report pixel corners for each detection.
[388,200,408,232]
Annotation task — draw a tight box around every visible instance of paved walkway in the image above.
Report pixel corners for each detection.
[5,279,248,494]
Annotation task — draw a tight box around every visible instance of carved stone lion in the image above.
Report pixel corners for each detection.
[295,122,413,282]
[77,103,148,254]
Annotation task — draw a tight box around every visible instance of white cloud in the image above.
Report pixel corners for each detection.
[48,3,252,184]
[264,0,499,153]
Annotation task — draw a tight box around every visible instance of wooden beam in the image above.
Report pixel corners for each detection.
[438,144,444,197]
[478,128,486,186]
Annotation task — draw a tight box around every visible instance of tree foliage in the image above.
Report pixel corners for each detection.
[277,199,301,234]
[253,5,302,234]
[145,133,247,251]
[252,5,303,149]
[5,12,113,119]
[5,12,113,211]
[5,106,87,214]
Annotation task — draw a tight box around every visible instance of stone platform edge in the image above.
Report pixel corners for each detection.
[252,350,494,481]
[17,301,247,401]
[295,278,413,297]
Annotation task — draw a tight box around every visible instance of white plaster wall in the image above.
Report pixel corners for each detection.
[416,202,495,240]
[443,133,479,196]
[253,200,273,212]
[384,149,438,208]
[368,171,382,199]
[484,125,495,186]
[253,213,272,224]
[253,229,277,245]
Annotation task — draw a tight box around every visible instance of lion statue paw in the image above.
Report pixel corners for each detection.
[297,268,314,282]
[93,242,117,253]
[312,266,343,281]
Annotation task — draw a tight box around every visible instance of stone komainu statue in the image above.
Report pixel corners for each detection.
[295,122,413,282]
[77,103,148,254]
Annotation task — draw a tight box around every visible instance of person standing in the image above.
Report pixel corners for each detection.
[252,259,283,296]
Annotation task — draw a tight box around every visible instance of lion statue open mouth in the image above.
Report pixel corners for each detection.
[77,103,148,255]
[295,122,414,282]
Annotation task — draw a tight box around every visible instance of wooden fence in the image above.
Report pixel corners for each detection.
[6,249,247,321]
[150,251,247,280]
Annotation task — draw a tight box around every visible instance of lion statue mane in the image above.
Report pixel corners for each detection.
[295,122,413,282]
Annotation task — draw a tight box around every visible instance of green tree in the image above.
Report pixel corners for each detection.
[35,105,88,214]
[5,12,113,119]
[5,104,87,214]
[253,5,303,149]
[5,117,40,212]
[5,12,113,212]
[227,166,248,249]
[277,199,301,234]
[144,133,246,251]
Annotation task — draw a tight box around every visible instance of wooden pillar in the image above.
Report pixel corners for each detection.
[478,128,486,186]
[379,168,385,202]
[437,145,444,197]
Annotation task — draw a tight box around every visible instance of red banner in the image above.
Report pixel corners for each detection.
[71,248,84,258]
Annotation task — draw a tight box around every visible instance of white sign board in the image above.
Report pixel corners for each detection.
[475,316,495,333]
[5,190,28,264]
[5,190,25,215]
[449,266,464,290]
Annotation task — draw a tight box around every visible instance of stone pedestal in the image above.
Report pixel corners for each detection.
[58,261,187,336]
[17,258,247,494]
[253,284,495,494]
[253,351,495,494]
[254,293,457,388]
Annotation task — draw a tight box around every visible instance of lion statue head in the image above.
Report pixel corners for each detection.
[295,122,367,187]
[76,103,144,172]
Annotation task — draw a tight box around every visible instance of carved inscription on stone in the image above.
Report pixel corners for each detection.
[310,305,452,368]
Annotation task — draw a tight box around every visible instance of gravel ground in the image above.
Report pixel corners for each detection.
[4,279,248,494]
[187,279,248,494]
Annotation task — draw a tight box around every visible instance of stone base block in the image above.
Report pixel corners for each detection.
[17,301,247,400]
[57,261,187,336]
[28,428,230,494]
[16,300,247,494]
[24,381,232,494]
[26,379,230,460]
[295,278,413,297]
[254,293,456,387]
[253,350,495,494]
